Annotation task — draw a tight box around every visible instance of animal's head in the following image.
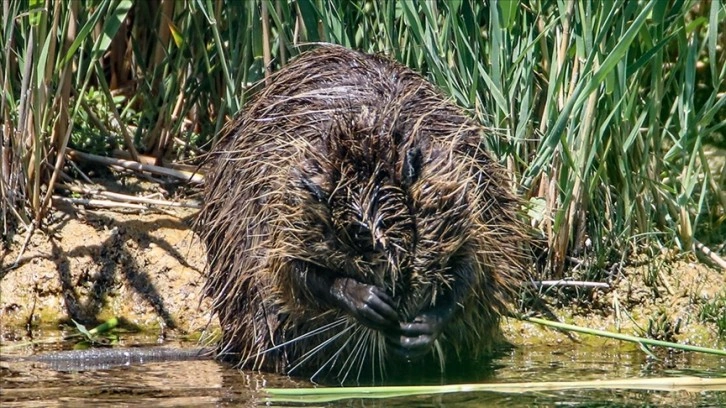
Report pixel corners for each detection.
[279,107,483,319]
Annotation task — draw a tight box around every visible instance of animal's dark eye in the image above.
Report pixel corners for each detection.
[301,177,327,202]
[345,223,373,252]
[402,147,422,187]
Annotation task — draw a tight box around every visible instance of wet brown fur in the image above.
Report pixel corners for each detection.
[196,45,531,381]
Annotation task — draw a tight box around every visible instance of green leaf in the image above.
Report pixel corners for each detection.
[497,0,518,29]
[168,21,184,48]
[72,319,92,339]
[59,1,110,68]
[297,0,321,42]
[90,0,133,63]
[28,0,43,26]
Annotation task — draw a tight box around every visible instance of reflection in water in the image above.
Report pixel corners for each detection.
[1,338,724,407]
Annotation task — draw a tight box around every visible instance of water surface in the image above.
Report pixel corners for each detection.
[1,334,724,407]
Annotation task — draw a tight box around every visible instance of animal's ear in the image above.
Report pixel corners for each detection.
[401,146,422,187]
[301,176,328,202]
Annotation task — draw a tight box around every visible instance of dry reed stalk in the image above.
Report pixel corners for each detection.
[57,183,200,209]
[52,196,147,210]
[67,149,204,184]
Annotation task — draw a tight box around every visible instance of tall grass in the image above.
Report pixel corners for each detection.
[1,0,724,276]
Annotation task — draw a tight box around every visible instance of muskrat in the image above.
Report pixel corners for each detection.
[196,44,531,382]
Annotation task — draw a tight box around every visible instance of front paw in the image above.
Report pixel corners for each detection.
[331,278,399,331]
[386,305,455,360]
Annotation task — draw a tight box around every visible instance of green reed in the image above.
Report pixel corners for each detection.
[1,0,723,277]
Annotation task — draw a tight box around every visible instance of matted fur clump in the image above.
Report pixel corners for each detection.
[197,44,530,382]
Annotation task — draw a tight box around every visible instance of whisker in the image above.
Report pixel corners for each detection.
[307,324,360,382]
[292,321,351,363]
[336,325,364,380]
[338,325,369,383]
[353,329,371,383]
[247,317,346,363]
[367,331,385,383]
[368,333,380,384]
[433,339,446,373]
[377,332,387,381]
[287,322,354,376]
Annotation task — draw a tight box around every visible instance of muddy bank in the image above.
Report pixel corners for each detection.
[506,256,725,348]
[0,184,215,341]
[1,178,724,350]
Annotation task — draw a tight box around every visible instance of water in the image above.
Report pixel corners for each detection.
[2,335,725,407]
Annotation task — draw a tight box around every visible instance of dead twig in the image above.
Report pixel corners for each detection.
[67,148,204,184]
[52,196,147,210]
[693,239,726,271]
[112,149,203,173]
[57,183,200,209]
[530,280,610,289]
